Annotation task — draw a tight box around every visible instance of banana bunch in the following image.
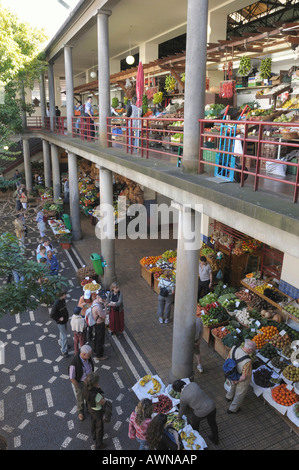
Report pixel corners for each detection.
[139,374,152,386]
[148,377,161,395]
[180,431,201,450]
[238,56,251,77]
[260,58,272,80]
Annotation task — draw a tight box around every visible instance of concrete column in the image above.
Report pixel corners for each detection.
[64,45,74,135]
[139,42,158,64]
[97,167,116,288]
[39,73,46,128]
[97,9,112,147]
[170,203,200,381]
[42,139,51,188]
[68,152,82,241]
[48,62,55,132]
[183,0,208,173]
[22,138,32,191]
[50,144,61,200]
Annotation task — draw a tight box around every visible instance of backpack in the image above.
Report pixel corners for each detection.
[222,347,250,381]
[84,303,100,327]
[160,287,168,297]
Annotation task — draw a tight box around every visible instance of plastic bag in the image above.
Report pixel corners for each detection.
[265,160,286,177]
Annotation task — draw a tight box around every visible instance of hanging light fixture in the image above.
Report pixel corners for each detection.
[90,50,97,78]
[90,71,97,78]
[126,25,135,65]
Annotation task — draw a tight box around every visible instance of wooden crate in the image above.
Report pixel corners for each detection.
[140,262,153,287]
[212,335,231,359]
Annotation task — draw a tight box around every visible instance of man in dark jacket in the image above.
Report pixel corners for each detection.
[69,345,94,421]
[50,291,69,357]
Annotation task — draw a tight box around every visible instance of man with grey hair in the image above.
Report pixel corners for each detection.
[225,339,256,414]
[69,344,94,421]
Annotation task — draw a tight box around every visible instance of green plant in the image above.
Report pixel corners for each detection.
[164,75,176,92]
[142,94,148,115]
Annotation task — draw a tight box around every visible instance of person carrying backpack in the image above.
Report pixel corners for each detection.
[224,339,256,414]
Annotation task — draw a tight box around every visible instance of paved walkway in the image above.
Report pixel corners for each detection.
[72,213,299,450]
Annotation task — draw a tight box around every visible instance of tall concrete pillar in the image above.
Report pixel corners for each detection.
[64,45,74,135]
[183,0,208,173]
[48,62,55,132]
[50,144,61,200]
[97,167,116,289]
[97,9,111,147]
[68,152,82,241]
[170,203,200,381]
[22,138,32,191]
[39,73,46,128]
[42,139,51,188]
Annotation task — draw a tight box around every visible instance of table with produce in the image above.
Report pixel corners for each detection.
[47,219,71,237]
[132,375,207,450]
[195,276,299,428]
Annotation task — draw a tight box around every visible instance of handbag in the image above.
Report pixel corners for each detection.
[103,400,112,423]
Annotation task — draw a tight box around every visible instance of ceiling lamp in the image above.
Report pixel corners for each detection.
[90,71,97,78]
[126,25,135,65]
[126,55,135,65]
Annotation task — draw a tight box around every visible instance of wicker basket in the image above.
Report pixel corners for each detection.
[280,132,299,140]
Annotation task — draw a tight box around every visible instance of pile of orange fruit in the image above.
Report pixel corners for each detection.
[252,333,266,349]
[252,326,279,349]
[258,326,279,339]
[271,384,299,407]
[140,256,162,267]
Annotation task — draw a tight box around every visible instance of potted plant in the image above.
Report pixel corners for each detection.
[59,233,72,249]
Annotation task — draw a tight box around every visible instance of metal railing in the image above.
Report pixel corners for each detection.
[198,118,299,203]
[106,116,184,160]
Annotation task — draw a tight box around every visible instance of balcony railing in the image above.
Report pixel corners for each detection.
[26,113,299,203]
[106,116,184,161]
[198,118,299,203]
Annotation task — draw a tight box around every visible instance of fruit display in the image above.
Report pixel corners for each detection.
[260,58,272,80]
[139,374,152,386]
[166,413,185,431]
[294,403,299,419]
[271,384,299,407]
[148,377,162,395]
[238,56,251,77]
[153,395,173,413]
[273,114,294,123]
[252,333,267,349]
[270,333,291,349]
[253,367,277,388]
[180,430,202,451]
[83,282,101,292]
[269,356,289,372]
[258,326,279,340]
[169,387,181,400]
[140,256,162,268]
[277,323,299,341]
[282,364,299,382]
[258,343,279,360]
[281,345,293,359]
[284,304,299,320]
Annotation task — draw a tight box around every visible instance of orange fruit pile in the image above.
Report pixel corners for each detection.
[271,384,299,407]
[258,326,279,340]
[252,333,266,349]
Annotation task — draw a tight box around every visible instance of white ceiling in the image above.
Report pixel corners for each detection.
[46,0,256,78]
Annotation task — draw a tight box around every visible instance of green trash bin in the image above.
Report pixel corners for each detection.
[62,213,72,231]
[90,253,104,276]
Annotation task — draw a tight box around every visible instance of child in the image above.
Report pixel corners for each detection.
[70,306,86,353]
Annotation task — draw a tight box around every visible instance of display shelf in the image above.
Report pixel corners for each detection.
[240,279,292,313]
[261,245,283,281]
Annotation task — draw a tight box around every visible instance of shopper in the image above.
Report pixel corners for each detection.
[70,306,86,353]
[84,372,107,450]
[175,380,219,445]
[198,256,213,300]
[157,269,175,324]
[106,281,124,337]
[92,290,108,360]
[146,413,182,450]
[128,398,153,450]
[46,250,59,276]
[225,339,256,414]
[36,209,46,238]
[69,344,94,421]
[194,316,204,373]
[20,187,28,210]
[37,246,47,263]
[50,291,69,357]
[13,214,26,246]
[78,289,94,342]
